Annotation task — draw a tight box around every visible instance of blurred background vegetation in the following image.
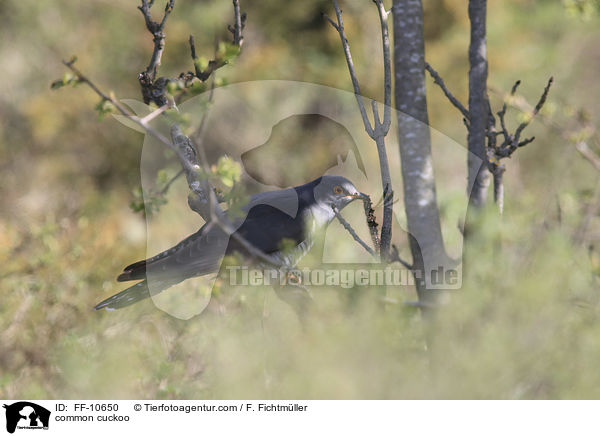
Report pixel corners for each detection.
[1,0,600,399]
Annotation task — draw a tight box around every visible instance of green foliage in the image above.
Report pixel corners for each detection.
[193,57,210,72]
[216,42,241,64]
[50,73,82,90]
[223,183,250,220]
[94,98,116,121]
[214,156,241,188]
[129,170,181,218]
[564,0,600,19]
[187,80,207,96]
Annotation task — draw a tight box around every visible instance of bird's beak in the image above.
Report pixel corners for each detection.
[345,192,369,201]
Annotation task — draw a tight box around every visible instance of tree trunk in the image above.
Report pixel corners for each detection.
[467,0,491,207]
[392,0,448,311]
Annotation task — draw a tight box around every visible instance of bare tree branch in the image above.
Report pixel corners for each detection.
[484,77,553,213]
[425,17,553,215]
[62,59,131,116]
[138,0,175,105]
[136,0,282,268]
[323,2,374,138]
[510,77,554,151]
[138,0,174,80]
[332,206,377,258]
[190,77,216,159]
[576,141,600,172]
[62,38,283,271]
[389,245,413,270]
[492,77,553,159]
[63,61,178,150]
[375,0,392,132]
[424,62,470,120]
[325,0,394,257]
[159,168,184,195]
[189,1,246,82]
[229,0,245,47]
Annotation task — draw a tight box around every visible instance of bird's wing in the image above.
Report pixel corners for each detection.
[243,187,299,217]
[228,186,306,254]
[117,223,229,282]
[117,187,304,282]
[227,203,307,255]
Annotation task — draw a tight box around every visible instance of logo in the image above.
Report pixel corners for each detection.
[3,402,50,434]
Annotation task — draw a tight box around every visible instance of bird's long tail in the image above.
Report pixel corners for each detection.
[93,281,152,311]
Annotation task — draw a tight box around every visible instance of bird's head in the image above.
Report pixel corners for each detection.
[313,175,367,211]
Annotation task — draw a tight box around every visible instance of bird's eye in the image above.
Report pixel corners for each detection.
[333,185,343,195]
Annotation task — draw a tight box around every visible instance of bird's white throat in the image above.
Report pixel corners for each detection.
[307,202,336,228]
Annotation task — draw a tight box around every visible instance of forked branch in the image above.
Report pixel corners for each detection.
[324,0,394,258]
[426,58,553,213]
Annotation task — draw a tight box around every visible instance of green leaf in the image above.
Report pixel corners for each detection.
[50,80,66,90]
[188,80,207,96]
[194,57,210,72]
[217,42,240,63]
[215,156,241,188]
[50,73,76,90]
[94,99,116,121]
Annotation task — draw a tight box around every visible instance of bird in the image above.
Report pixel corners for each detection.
[94,175,367,311]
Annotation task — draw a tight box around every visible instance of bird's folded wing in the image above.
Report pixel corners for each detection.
[117,187,304,282]
[118,223,230,282]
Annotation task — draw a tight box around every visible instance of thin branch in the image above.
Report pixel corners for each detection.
[517,136,535,148]
[189,34,200,77]
[332,206,377,257]
[138,0,175,105]
[483,77,553,213]
[511,77,554,148]
[64,61,216,220]
[372,0,394,257]
[322,13,339,30]
[160,169,184,195]
[229,0,245,47]
[62,59,131,116]
[189,1,245,82]
[62,2,286,275]
[159,0,175,29]
[576,141,600,172]
[493,77,554,158]
[424,62,470,120]
[139,103,170,124]
[389,245,413,270]
[191,76,216,159]
[323,1,374,138]
[510,79,522,95]
[374,0,392,131]
[325,0,394,258]
[377,159,393,257]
